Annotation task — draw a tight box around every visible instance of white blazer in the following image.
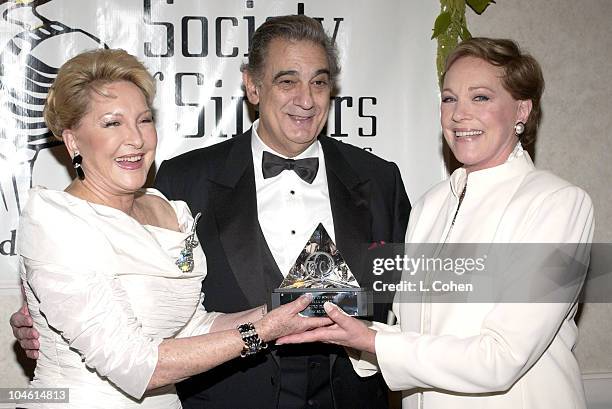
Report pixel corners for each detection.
[352,146,594,409]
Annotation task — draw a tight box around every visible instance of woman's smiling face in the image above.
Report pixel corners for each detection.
[441,56,531,173]
[63,80,157,194]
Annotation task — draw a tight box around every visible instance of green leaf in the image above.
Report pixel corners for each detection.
[460,21,472,40]
[466,0,495,15]
[431,11,452,39]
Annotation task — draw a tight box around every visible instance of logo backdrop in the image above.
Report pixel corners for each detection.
[0,0,444,288]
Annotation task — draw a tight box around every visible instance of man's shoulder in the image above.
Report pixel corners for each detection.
[162,132,249,169]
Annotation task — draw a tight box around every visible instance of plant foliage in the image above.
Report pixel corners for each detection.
[432,0,495,87]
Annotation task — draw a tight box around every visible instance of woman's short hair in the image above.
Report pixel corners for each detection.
[240,14,340,85]
[43,48,155,139]
[443,37,545,146]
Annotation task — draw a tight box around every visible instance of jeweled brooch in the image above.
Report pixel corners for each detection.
[176,212,202,273]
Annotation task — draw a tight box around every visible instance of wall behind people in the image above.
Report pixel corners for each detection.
[0,0,442,400]
[467,0,612,406]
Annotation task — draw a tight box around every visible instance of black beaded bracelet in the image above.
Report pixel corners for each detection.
[237,322,268,357]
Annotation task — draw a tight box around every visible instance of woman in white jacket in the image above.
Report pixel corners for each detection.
[278,37,594,409]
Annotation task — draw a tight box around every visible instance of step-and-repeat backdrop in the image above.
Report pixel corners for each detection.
[0,0,443,288]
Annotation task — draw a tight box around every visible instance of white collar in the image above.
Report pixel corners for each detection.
[449,142,534,198]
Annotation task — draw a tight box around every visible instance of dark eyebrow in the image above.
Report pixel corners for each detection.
[313,69,330,78]
[272,70,298,82]
[272,69,331,82]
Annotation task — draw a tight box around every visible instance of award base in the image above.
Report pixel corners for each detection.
[271,288,372,317]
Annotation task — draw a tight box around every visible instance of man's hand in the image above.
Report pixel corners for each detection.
[10,301,40,360]
[276,302,376,354]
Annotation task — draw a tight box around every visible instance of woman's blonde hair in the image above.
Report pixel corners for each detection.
[43,48,155,139]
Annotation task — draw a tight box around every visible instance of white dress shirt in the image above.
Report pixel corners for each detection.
[251,119,335,277]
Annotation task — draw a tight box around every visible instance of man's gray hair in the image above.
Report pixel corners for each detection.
[241,15,340,84]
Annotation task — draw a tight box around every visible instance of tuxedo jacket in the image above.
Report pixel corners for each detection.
[155,130,410,409]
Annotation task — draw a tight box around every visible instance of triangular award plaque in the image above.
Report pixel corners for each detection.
[271,223,372,317]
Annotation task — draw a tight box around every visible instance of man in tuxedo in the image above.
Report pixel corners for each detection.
[154,15,410,409]
[11,14,410,409]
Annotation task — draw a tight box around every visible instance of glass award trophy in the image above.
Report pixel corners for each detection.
[271,223,372,317]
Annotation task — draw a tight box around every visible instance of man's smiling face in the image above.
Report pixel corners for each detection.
[243,38,331,157]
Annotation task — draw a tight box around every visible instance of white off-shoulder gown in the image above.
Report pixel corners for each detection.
[18,187,220,408]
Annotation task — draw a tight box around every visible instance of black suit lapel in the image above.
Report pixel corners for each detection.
[210,135,373,306]
[209,132,281,307]
[320,137,372,285]
[320,137,373,370]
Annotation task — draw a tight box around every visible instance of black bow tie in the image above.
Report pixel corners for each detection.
[262,151,319,184]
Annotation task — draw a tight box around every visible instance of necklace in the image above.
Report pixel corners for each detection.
[450,185,467,228]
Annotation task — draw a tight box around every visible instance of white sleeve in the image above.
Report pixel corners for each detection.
[175,293,222,337]
[348,321,401,377]
[24,258,162,399]
[374,185,594,392]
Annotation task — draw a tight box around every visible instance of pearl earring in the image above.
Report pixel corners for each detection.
[514,122,525,136]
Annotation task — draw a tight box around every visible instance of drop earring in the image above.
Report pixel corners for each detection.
[72,151,85,180]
